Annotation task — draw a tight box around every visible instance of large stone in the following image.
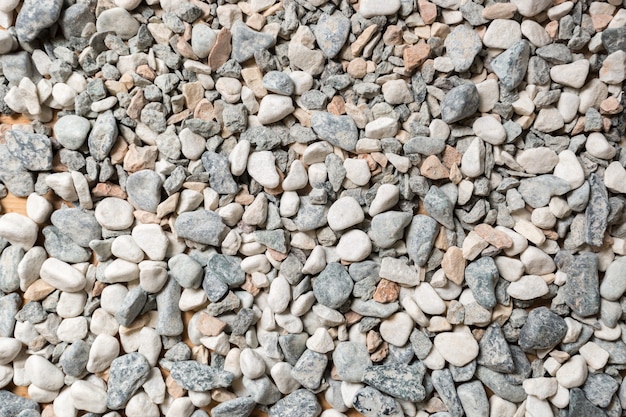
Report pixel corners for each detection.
[5,130,52,171]
[440,83,480,123]
[490,41,530,90]
[15,0,63,42]
[106,353,151,410]
[518,307,567,351]
[170,360,234,391]
[231,20,276,63]
[174,210,229,246]
[406,214,439,267]
[564,252,600,317]
[314,12,350,59]
[311,112,359,152]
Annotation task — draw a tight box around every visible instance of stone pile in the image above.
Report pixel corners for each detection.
[0,0,624,416]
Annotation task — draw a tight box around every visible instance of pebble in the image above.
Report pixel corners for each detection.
[483,19,521,49]
[96,7,139,40]
[0,213,38,251]
[311,112,359,152]
[440,83,480,124]
[490,40,530,90]
[15,0,64,43]
[433,326,479,367]
[362,363,426,402]
[257,95,294,125]
[352,387,403,417]
[333,342,372,382]
[94,197,134,230]
[313,263,353,309]
[444,25,482,72]
[231,20,276,63]
[518,307,567,351]
[269,389,321,417]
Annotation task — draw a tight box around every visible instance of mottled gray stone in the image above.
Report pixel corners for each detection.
[569,388,609,417]
[314,12,350,59]
[518,307,567,351]
[212,397,256,417]
[242,375,282,405]
[565,252,600,317]
[457,381,489,417]
[477,323,514,373]
[201,151,239,195]
[5,130,52,171]
[475,366,527,403]
[583,373,619,408]
[206,254,245,288]
[60,340,89,377]
[0,144,34,197]
[291,349,327,390]
[0,390,39,417]
[115,287,148,327]
[352,387,404,417]
[311,112,359,152]
[231,20,276,63]
[168,254,203,289]
[15,0,63,43]
[59,3,95,39]
[313,263,354,309]
[351,299,399,318]
[431,369,464,417]
[410,329,433,360]
[464,256,499,309]
[440,83,480,124]
[444,25,482,72]
[255,230,288,253]
[293,197,328,232]
[518,175,571,208]
[50,208,102,248]
[490,41,530,90]
[0,294,19,337]
[585,173,609,247]
[406,214,438,267]
[333,342,372,382]
[450,361,476,383]
[362,363,426,401]
[278,333,308,366]
[106,353,151,410]
[269,389,321,417]
[43,226,91,263]
[174,209,229,246]
[403,136,446,155]
[370,211,412,249]
[170,360,234,391]
[88,110,117,162]
[126,169,163,213]
[601,28,626,55]
[0,245,22,293]
[156,278,183,336]
[424,186,455,229]
[262,71,295,96]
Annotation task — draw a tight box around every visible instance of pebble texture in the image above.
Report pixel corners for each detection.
[0,0,624,416]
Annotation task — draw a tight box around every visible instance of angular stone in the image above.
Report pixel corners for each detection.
[231,20,275,63]
[5,130,52,171]
[457,381,489,417]
[477,323,514,373]
[362,363,426,402]
[518,307,567,351]
[269,389,321,417]
[585,173,609,247]
[88,110,118,162]
[50,207,101,248]
[0,391,39,417]
[440,83,480,124]
[518,175,571,208]
[424,185,455,229]
[175,210,229,246]
[564,252,600,317]
[314,12,350,59]
[15,0,63,42]
[212,397,256,417]
[333,342,372,382]
[444,25,482,72]
[464,256,499,309]
[313,263,353,309]
[406,214,439,267]
[311,112,359,152]
[291,349,327,390]
[170,361,234,391]
[431,369,464,417]
[106,353,151,410]
[569,387,608,417]
[126,170,163,213]
[352,387,403,417]
[490,40,530,90]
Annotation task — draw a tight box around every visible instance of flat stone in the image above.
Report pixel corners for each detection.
[424,185,455,229]
[464,256,499,309]
[106,353,151,410]
[170,360,234,391]
[564,252,600,317]
[212,397,256,417]
[518,175,571,208]
[174,209,229,246]
[50,207,101,247]
[569,387,608,417]
[126,169,162,213]
[370,211,412,249]
[43,226,91,263]
[550,60,590,89]
[257,95,294,125]
[269,389,321,417]
[314,12,350,59]
[582,373,619,408]
[96,7,139,40]
[406,214,439,267]
[490,40,530,90]
[444,25,482,72]
[333,342,372,382]
[352,387,403,417]
[202,151,239,195]
[0,213,38,251]
[585,173,609,247]
[600,256,626,301]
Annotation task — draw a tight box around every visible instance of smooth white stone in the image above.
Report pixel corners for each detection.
[248,151,280,188]
[240,348,266,379]
[550,60,590,89]
[586,132,616,159]
[268,276,291,313]
[379,312,413,346]
[605,162,626,194]
[26,193,53,224]
[143,367,166,404]
[87,333,120,373]
[336,229,372,262]
[57,317,88,343]
[111,235,145,263]
[126,391,160,417]
[40,258,86,292]
[523,377,558,400]
[369,184,400,216]
[71,380,107,413]
[555,355,587,388]
[25,355,65,390]
[271,362,301,394]
[282,160,308,191]
[460,138,485,178]
[506,275,549,300]
[95,197,134,230]
[358,0,401,17]
[132,223,168,261]
[327,196,364,231]
[553,150,585,189]
[307,328,335,353]
[257,95,294,125]
[365,117,398,139]
[433,326,479,367]
[473,116,506,145]
[414,283,447,315]
[0,213,38,250]
[103,259,140,283]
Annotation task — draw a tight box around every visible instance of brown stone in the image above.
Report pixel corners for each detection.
[591,14,613,31]
[41,406,55,417]
[383,25,403,46]
[208,28,232,71]
[449,163,462,184]
[600,96,622,115]
[197,312,227,336]
[126,89,148,120]
[344,311,363,326]
[266,248,288,262]
[136,65,156,82]
[474,223,513,249]
[123,144,158,172]
[442,145,462,168]
[403,43,431,72]
[166,375,186,398]
[134,210,161,224]
[241,274,261,296]
[327,95,346,115]
[92,281,106,297]
[441,246,465,285]
[92,182,127,199]
[351,24,378,57]
[182,82,205,112]
[194,99,215,120]
[347,58,367,79]
[420,155,449,179]
[370,342,388,363]
[246,13,266,31]
[482,2,517,19]
[366,330,383,353]
[167,109,193,125]
[545,20,559,39]
[373,279,400,303]
[571,117,585,135]
[419,0,437,24]
[109,136,128,165]
[176,36,198,60]
[23,279,55,301]
[446,300,465,325]
[241,65,267,98]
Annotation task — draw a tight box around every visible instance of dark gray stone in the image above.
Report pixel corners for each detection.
[201,151,239,195]
[403,136,446,156]
[431,369,464,417]
[352,387,404,417]
[5,130,52,171]
[168,254,203,289]
[15,301,46,324]
[0,245,22,293]
[518,175,571,208]
[59,3,95,39]
[170,360,234,391]
[410,329,433,360]
[490,41,530,90]
[601,28,626,54]
[255,230,288,253]
[0,294,19,337]
[174,209,229,246]
[115,287,148,327]
[475,366,527,403]
[585,173,609,247]
[60,340,89,377]
[278,333,308,366]
[212,397,256,417]
[156,278,183,336]
[406,214,438,267]
[231,21,276,63]
[242,375,282,405]
[15,0,63,42]
[206,254,245,287]
[311,112,359,152]
[565,252,600,317]
[450,361,476,382]
[291,349,327,390]
[583,373,619,408]
[43,226,91,263]
[50,208,102,248]
[262,71,295,96]
[88,111,118,162]
[568,181,591,212]
[106,353,151,410]
[269,389,321,417]
[536,43,573,64]
[477,323,514,373]
[464,256,499,309]
[0,52,34,85]
[314,12,350,59]
[370,211,412,249]
[424,185,455,229]
[333,341,372,382]
[313,262,354,309]
[518,307,567,351]
[293,197,328,231]
[241,126,282,151]
[0,390,39,417]
[440,83,480,124]
[126,169,163,213]
[362,363,426,401]
[569,388,609,417]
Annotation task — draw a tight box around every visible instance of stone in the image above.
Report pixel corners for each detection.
[96,7,139,39]
[483,19,521,49]
[0,391,39,417]
[352,387,403,417]
[5,130,52,171]
[175,210,229,246]
[257,95,294,125]
[362,363,426,402]
[311,112,358,152]
[247,151,280,188]
[202,152,239,195]
[586,132,616,160]
[406,214,439,266]
[291,349,327,390]
[582,373,619,408]
[478,323,514,373]
[379,312,414,347]
[192,24,217,59]
[95,197,134,230]
[444,25,482,72]
[600,257,626,301]
[464,256,499,309]
[15,0,63,43]
[313,263,353,309]
[370,211,412,249]
[550,60,590,89]
[518,175,571,208]
[0,213,38,251]
[564,252,600,317]
[569,387,609,417]
[212,397,256,417]
[336,229,372,262]
[424,185,455,229]
[170,360,233,391]
[431,369,464,417]
[40,257,86,292]
[314,12,350,59]
[511,0,552,16]
[460,137,485,178]
[472,116,506,145]
[434,326,479,367]
[457,381,489,417]
[599,50,626,84]
[518,307,567,351]
[327,196,364,231]
[25,354,65,390]
[440,83,479,123]
[507,275,549,300]
[231,20,275,63]
[490,40,530,90]
[269,389,321,417]
[556,355,588,388]
[333,342,372,382]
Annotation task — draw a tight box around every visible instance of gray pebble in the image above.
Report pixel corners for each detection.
[291,349,327,390]
[0,391,39,417]
[585,173,609,247]
[370,211,412,249]
[464,256,499,309]
[314,12,350,59]
[212,397,256,417]
[115,287,148,327]
[406,214,439,267]
[60,340,89,377]
[313,263,353,309]
[174,209,229,246]
[424,185,455,229]
[269,389,321,417]
[583,373,619,408]
[490,41,530,91]
[518,306,567,351]
[362,363,426,402]
[518,174,571,208]
[201,151,239,195]
[440,83,479,124]
[169,360,234,391]
[50,208,102,248]
[569,387,608,417]
[475,365,527,403]
[564,252,600,317]
[43,226,92,263]
[242,375,282,405]
[156,278,183,336]
[0,294,20,337]
[231,21,276,63]
[278,333,308,366]
[0,246,22,293]
[477,323,514,373]
[106,352,151,410]
[87,110,118,162]
[262,71,295,96]
[15,0,64,43]
[311,112,359,152]
[333,341,372,382]
[457,381,489,417]
[352,387,404,417]
[126,169,163,213]
[168,254,203,289]
[444,25,482,72]
[5,130,52,171]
